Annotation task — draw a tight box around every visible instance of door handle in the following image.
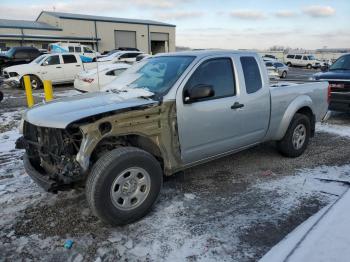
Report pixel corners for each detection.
[231,102,244,110]
[56,66,62,68]
[76,65,81,67]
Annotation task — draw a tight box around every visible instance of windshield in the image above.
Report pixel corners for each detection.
[106,56,195,95]
[307,55,316,60]
[31,54,47,64]
[329,55,350,70]
[5,48,16,58]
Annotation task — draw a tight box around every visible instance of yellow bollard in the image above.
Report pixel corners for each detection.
[23,75,34,108]
[43,80,54,102]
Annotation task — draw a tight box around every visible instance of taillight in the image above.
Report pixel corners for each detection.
[327,84,331,104]
[82,78,94,83]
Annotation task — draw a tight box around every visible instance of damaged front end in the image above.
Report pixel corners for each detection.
[16,121,84,192]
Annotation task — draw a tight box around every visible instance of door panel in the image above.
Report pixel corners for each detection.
[40,55,64,82]
[176,57,241,163]
[62,54,81,81]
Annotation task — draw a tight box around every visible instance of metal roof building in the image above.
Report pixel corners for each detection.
[0,11,176,54]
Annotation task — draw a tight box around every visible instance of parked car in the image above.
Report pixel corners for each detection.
[265,61,280,79]
[97,51,143,63]
[0,46,41,73]
[74,63,131,92]
[262,54,278,62]
[313,53,350,112]
[16,50,330,226]
[48,42,100,62]
[2,53,97,89]
[285,54,321,69]
[272,62,289,78]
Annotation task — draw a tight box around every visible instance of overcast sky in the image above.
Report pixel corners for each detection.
[1,0,349,50]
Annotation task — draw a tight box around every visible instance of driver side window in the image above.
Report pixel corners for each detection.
[43,55,60,66]
[185,58,236,99]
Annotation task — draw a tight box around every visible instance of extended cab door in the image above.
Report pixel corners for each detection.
[40,54,64,83]
[62,54,82,81]
[237,55,270,143]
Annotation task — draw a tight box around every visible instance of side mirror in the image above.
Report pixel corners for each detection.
[183,84,215,104]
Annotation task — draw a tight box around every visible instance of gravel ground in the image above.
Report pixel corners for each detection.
[0,85,350,261]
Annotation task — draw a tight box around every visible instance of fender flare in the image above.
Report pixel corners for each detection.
[275,95,314,140]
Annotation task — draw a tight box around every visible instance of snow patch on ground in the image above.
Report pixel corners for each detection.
[316,122,350,138]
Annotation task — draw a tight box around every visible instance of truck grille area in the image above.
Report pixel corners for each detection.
[23,121,84,184]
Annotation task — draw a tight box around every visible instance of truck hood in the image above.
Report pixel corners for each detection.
[314,70,350,80]
[4,63,39,74]
[24,88,157,128]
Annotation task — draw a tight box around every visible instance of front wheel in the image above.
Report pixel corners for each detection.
[306,64,312,69]
[20,75,42,90]
[281,71,287,78]
[277,113,311,157]
[86,147,163,226]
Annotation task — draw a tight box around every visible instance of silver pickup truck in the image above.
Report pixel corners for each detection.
[16,50,330,225]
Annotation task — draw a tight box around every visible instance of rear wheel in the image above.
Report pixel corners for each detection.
[306,64,312,69]
[281,71,287,78]
[86,147,163,226]
[277,113,311,157]
[286,62,292,67]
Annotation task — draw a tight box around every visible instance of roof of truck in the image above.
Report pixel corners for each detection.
[156,50,258,57]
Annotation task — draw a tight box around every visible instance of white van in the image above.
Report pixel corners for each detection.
[48,42,100,62]
[285,54,321,69]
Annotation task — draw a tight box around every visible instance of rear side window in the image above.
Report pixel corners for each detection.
[127,52,140,58]
[75,46,81,53]
[15,50,30,59]
[186,58,235,99]
[63,54,77,64]
[240,56,262,94]
[295,55,302,59]
[265,62,273,67]
[68,46,74,52]
[287,55,294,59]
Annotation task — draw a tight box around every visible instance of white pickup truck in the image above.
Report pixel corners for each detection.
[2,53,98,89]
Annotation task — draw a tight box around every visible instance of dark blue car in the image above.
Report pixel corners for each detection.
[314,54,350,112]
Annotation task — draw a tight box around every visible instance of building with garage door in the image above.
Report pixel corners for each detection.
[0,11,176,54]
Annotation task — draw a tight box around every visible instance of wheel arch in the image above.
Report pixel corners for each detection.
[275,96,315,140]
[90,134,164,170]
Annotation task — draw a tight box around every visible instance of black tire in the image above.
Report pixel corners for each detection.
[0,91,3,102]
[286,62,292,67]
[86,147,163,226]
[20,75,42,90]
[281,71,287,78]
[306,64,312,69]
[277,113,311,158]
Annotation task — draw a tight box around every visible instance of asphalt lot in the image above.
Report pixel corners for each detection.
[1,69,350,261]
